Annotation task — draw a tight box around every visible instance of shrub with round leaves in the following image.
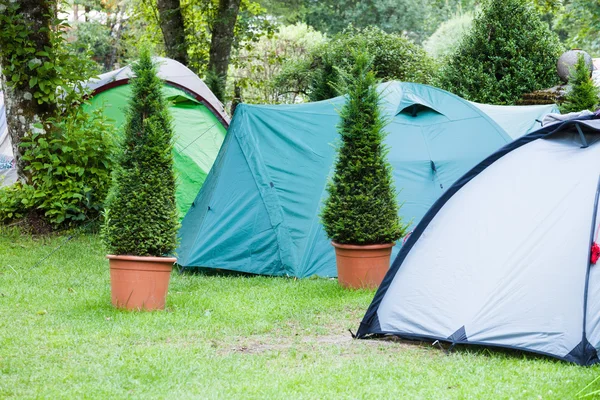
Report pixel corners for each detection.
[321,52,407,245]
[424,13,474,61]
[275,26,435,102]
[0,108,116,228]
[436,0,563,105]
[102,50,179,256]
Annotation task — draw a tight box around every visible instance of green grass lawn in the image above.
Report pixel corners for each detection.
[1,229,599,399]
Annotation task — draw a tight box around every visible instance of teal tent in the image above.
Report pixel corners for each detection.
[177,82,550,277]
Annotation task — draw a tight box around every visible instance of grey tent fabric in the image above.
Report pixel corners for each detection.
[542,110,596,126]
[87,57,229,125]
[357,114,600,365]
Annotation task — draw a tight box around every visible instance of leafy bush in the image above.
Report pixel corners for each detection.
[320,52,407,245]
[229,23,326,104]
[275,26,436,102]
[0,108,116,227]
[262,0,479,44]
[70,21,114,70]
[102,50,179,257]
[204,68,226,103]
[0,2,114,231]
[423,13,474,61]
[560,54,600,113]
[436,0,563,104]
[555,0,600,57]
[0,183,35,223]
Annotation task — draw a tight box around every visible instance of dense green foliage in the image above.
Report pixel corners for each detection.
[0,1,115,229]
[204,68,227,104]
[102,50,179,256]
[0,1,97,107]
[276,27,435,102]
[0,184,35,224]
[126,0,274,75]
[230,23,325,104]
[437,0,563,104]
[555,0,600,57]
[423,13,474,61]
[560,54,600,113]
[0,109,116,227]
[258,0,477,43]
[321,53,406,245]
[70,20,115,70]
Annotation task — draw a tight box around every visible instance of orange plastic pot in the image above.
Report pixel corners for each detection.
[332,242,394,289]
[107,255,176,311]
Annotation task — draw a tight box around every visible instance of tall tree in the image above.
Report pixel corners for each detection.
[156,0,189,67]
[0,0,57,183]
[207,0,242,100]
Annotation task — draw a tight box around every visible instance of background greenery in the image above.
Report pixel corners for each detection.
[275,26,435,102]
[64,0,600,106]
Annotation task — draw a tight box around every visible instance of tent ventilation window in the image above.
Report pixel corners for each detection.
[399,104,441,118]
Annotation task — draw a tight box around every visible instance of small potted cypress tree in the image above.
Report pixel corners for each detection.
[102,49,179,310]
[321,52,407,289]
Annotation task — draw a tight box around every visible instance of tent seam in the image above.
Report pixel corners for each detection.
[234,121,299,276]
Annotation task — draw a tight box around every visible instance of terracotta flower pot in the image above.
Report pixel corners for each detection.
[107,255,176,311]
[332,242,394,289]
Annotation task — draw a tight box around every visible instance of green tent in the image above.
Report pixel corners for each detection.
[177,82,556,278]
[84,57,229,216]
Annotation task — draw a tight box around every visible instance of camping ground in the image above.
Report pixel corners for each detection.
[1,229,599,399]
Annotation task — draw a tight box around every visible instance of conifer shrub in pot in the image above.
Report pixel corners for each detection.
[102,50,179,310]
[321,52,407,289]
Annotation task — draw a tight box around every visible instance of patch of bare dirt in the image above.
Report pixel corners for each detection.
[8,211,54,235]
[219,332,430,357]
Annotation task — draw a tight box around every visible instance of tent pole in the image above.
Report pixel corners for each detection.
[576,124,589,148]
[581,175,600,344]
[411,104,418,117]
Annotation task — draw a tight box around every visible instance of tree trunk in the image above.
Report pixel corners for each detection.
[207,0,242,100]
[73,2,79,21]
[105,19,123,72]
[156,0,189,67]
[104,3,123,71]
[0,0,57,183]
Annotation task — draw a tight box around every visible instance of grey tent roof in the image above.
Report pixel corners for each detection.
[87,57,230,125]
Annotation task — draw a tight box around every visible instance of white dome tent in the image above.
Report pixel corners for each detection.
[357,111,600,365]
